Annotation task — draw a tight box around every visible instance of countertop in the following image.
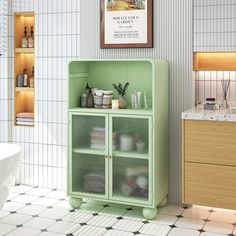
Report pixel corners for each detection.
[182,106,236,122]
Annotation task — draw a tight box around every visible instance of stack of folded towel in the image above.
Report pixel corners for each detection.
[90,127,106,150]
[84,171,105,193]
[16,112,34,126]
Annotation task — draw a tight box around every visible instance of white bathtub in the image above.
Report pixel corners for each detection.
[0,143,21,209]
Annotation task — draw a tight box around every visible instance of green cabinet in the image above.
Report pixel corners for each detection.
[68,59,169,219]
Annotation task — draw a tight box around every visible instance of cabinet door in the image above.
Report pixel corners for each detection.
[109,115,153,205]
[68,113,109,199]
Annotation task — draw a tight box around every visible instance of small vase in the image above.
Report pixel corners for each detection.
[221,97,229,109]
[119,96,128,109]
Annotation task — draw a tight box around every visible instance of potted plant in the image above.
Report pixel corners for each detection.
[112,82,129,109]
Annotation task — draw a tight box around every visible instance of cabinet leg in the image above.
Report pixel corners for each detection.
[142,207,157,220]
[158,196,168,207]
[69,197,83,209]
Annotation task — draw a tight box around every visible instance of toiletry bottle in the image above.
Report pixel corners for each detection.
[22,27,28,48]
[28,26,34,48]
[29,66,34,88]
[85,83,90,94]
[86,88,94,108]
[17,72,24,87]
[23,68,28,87]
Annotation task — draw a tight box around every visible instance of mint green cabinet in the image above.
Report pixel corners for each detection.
[68,59,169,219]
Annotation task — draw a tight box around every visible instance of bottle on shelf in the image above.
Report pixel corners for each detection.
[22,27,28,48]
[29,66,34,88]
[23,68,28,87]
[28,26,34,48]
[87,88,94,108]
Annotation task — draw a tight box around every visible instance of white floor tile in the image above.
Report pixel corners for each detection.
[203,221,234,235]
[87,215,117,227]
[100,207,127,216]
[6,227,40,236]
[200,232,228,236]
[0,211,10,219]
[47,221,80,234]
[113,218,144,232]
[103,229,134,236]
[208,212,236,224]
[17,205,47,216]
[38,232,64,236]
[23,217,55,230]
[26,188,52,197]
[123,210,144,219]
[139,223,171,235]
[193,205,212,211]
[73,225,106,236]
[62,211,93,223]
[157,205,184,216]
[80,203,104,213]
[53,200,73,210]
[175,217,205,230]
[1,213,32,225]
[0,223,16,235]
[39,208,69,220]
[212,208,236,214]
[31,197,59,207]
[45,190,67,200]
[151,214,178,225]
[7,193,19,201]
[168,227,200,236]
[11,186,32,194]
[2,202,25,212]
[183,208,210,220]
[11,195,39,204]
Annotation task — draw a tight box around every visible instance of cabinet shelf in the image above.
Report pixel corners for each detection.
[15,87,34,92]
[112,151,148,160]
[73,147,105,156]
[15,48,34,53]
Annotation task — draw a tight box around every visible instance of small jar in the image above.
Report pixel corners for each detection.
[80,93,87,108]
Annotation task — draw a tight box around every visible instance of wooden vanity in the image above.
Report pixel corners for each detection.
[182,107,236,209]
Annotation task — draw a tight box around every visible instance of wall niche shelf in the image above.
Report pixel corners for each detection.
[193,52,236,71]
[14,12,35,127]
[67,59,169,220]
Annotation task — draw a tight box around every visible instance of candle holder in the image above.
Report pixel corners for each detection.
[221,79,230,109]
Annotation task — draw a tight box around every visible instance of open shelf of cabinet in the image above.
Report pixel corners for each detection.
[193,52,236,71]
[67,59,169,220]
[14,12,35,127]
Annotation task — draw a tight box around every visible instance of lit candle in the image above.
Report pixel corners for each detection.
[112,100,119,109]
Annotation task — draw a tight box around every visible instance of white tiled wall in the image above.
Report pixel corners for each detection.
[1,0,81,190]
[194,0,236,105]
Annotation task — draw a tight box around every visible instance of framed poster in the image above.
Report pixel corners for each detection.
[101,0,153,48]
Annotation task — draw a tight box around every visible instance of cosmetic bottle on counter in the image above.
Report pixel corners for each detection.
[23,68,28,87]
[29,66,34,88]
[28,26,34,48]
[87,88,94,108]
[22,27,28,48]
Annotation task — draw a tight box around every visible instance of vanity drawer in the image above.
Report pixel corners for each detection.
[184,120,236,166]
[184,162,236,209]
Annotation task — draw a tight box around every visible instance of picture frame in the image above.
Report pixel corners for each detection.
[100,0,153,48]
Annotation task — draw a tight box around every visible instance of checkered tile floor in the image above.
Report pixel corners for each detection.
[0,185,235,236]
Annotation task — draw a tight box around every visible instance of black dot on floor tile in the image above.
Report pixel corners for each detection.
[133,231,141,235]
[103,204,110,208]
[204,219,210,222]
[142,220,149,224]
[228,234,235,236]
[26,203,31,206]
[16,225,23,228]
[169,225,176,228]
[176,215,183,218]
[20,193,25,195]
[69,209,75,213]
[66,234,74,236]
[209,209,214,213]
[56,219,62,222]
[106,227,113,230]
[199,229,205,233]
[32,215,39,218]
[117,216,123,220]
[80,222,87,226]
[10,211,17,214]
[6,200,11,202]
[47,206,53,209]
[126,207,133,211]
[92,213,99,216]
[41,229,47,232]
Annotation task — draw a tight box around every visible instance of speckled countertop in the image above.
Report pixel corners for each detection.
[182,106,236,122]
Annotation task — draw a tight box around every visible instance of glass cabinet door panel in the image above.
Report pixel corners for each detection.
[72,114,107,153]
[111,116,150,157]
[71,153,106,196]
[112,157,149,201]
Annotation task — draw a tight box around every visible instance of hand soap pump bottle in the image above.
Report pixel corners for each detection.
[28,26,34,48]
[22,27,28,48]
[86,88,94,108]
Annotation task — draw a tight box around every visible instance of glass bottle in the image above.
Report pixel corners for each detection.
[28,26,34,48]
[23,68,28,87]
[29,66,34,88]
[22,27,28,48]
[86,88,94,108]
